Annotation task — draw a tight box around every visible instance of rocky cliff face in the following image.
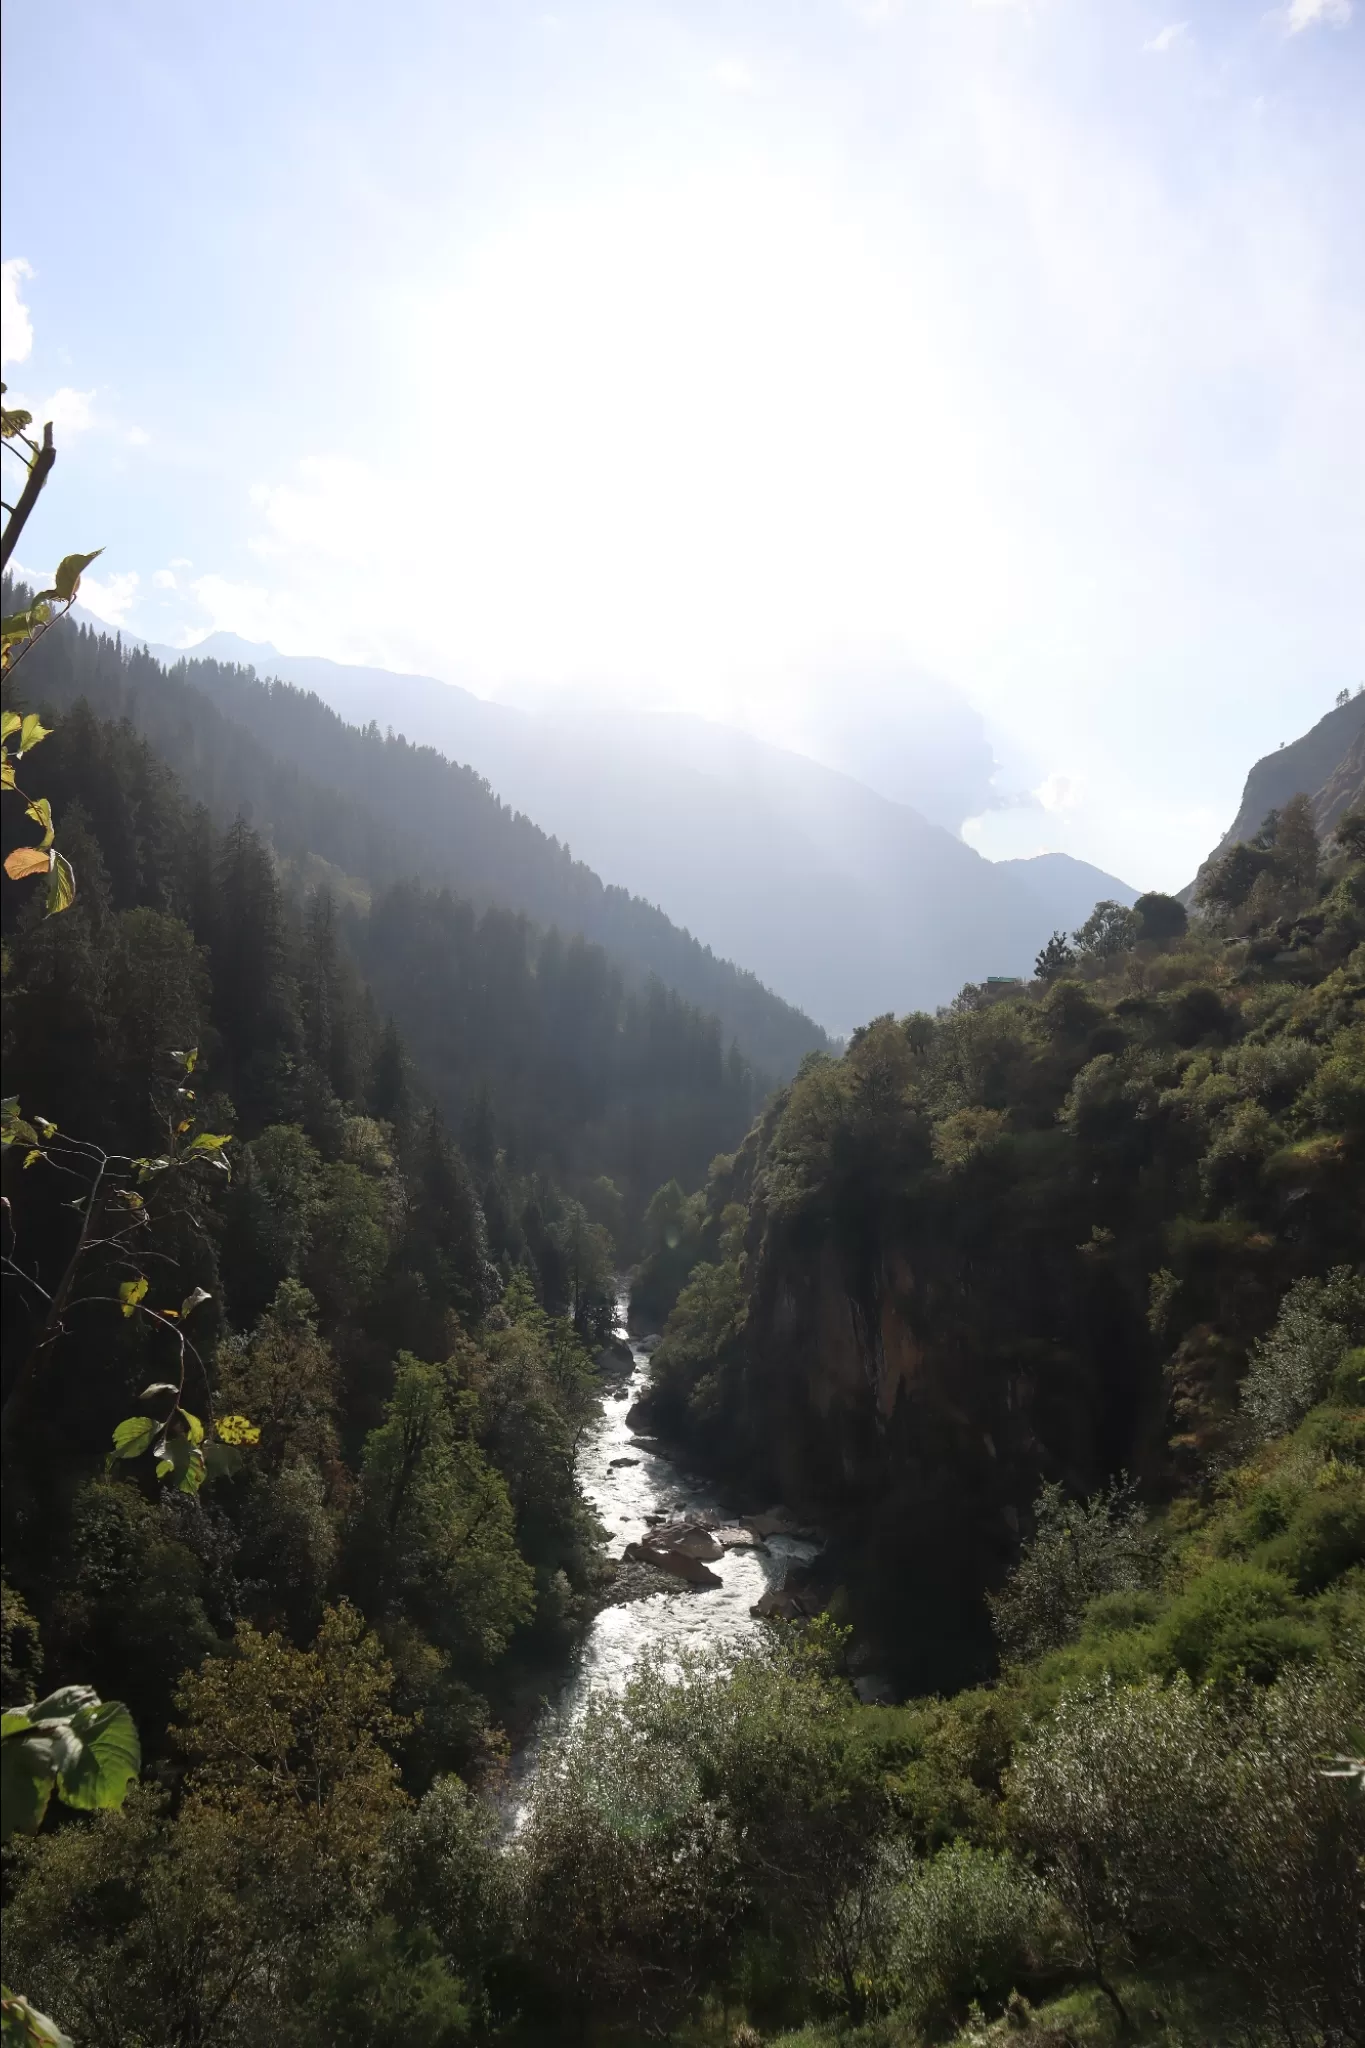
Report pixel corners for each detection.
[1186,693,1365,901]
[700,1174,1159,1692]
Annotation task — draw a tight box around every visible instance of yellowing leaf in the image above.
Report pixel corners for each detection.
[24,795,55,848]
[118,1277,149,1318]
[4,845,50,881]
[45,849,76,916]
[53,549,103,602]
[216,1414,262,1447]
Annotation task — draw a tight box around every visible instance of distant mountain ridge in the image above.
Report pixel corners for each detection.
[144,630,1138,1034]
[15,608,831,1080]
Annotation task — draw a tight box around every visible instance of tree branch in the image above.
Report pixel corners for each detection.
[1,421,56,572]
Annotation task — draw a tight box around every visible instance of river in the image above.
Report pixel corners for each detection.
[510,1283,818,1792]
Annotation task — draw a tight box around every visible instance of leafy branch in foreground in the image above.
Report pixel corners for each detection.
[1,1052,254,1479]
[3,381,104,915]
[1,1688,140,1844]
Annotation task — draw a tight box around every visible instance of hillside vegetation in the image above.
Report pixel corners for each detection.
[6,595,830,1079]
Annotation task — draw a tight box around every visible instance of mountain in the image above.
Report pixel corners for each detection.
[995,851,1139,932]
[14,607,830,1081]
[152,632,1138,1035]
[1186,691,1365,900]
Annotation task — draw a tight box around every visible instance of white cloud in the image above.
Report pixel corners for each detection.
[1,258,34,367]
[1035,773,1080,814]
[79,570,140,626]
[152,568,178,589]
[712,58,754,93]
[1285,0,1353,30]
[1144,22,1189,53]
[46,387,97,435]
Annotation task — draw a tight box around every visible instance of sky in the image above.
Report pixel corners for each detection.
[2,0,1362,890]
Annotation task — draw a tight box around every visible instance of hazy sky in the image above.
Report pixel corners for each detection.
[3,0,1361,888]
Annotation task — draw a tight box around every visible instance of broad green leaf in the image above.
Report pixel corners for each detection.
[0,1712,32,1738]
[29,1688,99,1721]
[160,1436,206,1494]
[44,851,75,917]
[182,1409,205,1446]
[0,1988,75,2046]
[2,405,35,434]
[58,1700,140,1812]
[118,1276,149,1317]
[22,1151,42,1169]
[17,715,50,754]
[106,1415,159,1468]
[32,1116,56,1137]
[187,1131,231,1154]
[0,1739,56,1842]
[52,549,103,603]
[169,1047,199,1073]
[139,1381,178,1399]
[3,847,49,882]
[0,759,15,791]
[0,710,19,739]
[180,1286,211,1318]
[23,797,54,849]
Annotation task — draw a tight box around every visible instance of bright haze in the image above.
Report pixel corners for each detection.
[2,0,1362,890]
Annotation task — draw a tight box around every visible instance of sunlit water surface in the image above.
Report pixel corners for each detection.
[508,1285,816,1804]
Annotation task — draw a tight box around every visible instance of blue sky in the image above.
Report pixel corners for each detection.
[2,0,1361,888]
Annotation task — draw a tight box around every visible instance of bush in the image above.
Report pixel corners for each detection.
[891,1842,1052,2029]
[1240,1268,1365,1441]
[1155,1560,1301,1684]
[1008,1658,1365,2039]
[295,1919,472,2047]
[989,1480,1163,1661]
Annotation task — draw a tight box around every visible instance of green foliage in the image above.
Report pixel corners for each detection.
[356,1356,534,1662]
[989,1481,1163,1664]
[891,1842,1052,2029]
[1239,1266,1365,1441]
[1033,929,1075,981]
[1132,891,1188,945]
[296,1919,472,2047]
[1071,899,1138,960]
[1,1689,139,1843]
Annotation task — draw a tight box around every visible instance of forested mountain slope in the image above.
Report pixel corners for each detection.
[142,628,1138,1034]
[11,600,829,1079]
[634,798,1365,1696]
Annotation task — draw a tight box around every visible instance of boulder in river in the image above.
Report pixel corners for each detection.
[640,1522,724,1563]
[750,1564,821,1619]
[712,1524,765,1550]
[741,1505,823,1543]
[607,1456,640,1469]
[623,1540,721,1588]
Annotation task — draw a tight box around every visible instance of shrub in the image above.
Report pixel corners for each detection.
[1240,1268,1365,1441]
[1155,1560,1300,1684]
[891,1841,1051,2028]
[989,1480,1163,1661]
